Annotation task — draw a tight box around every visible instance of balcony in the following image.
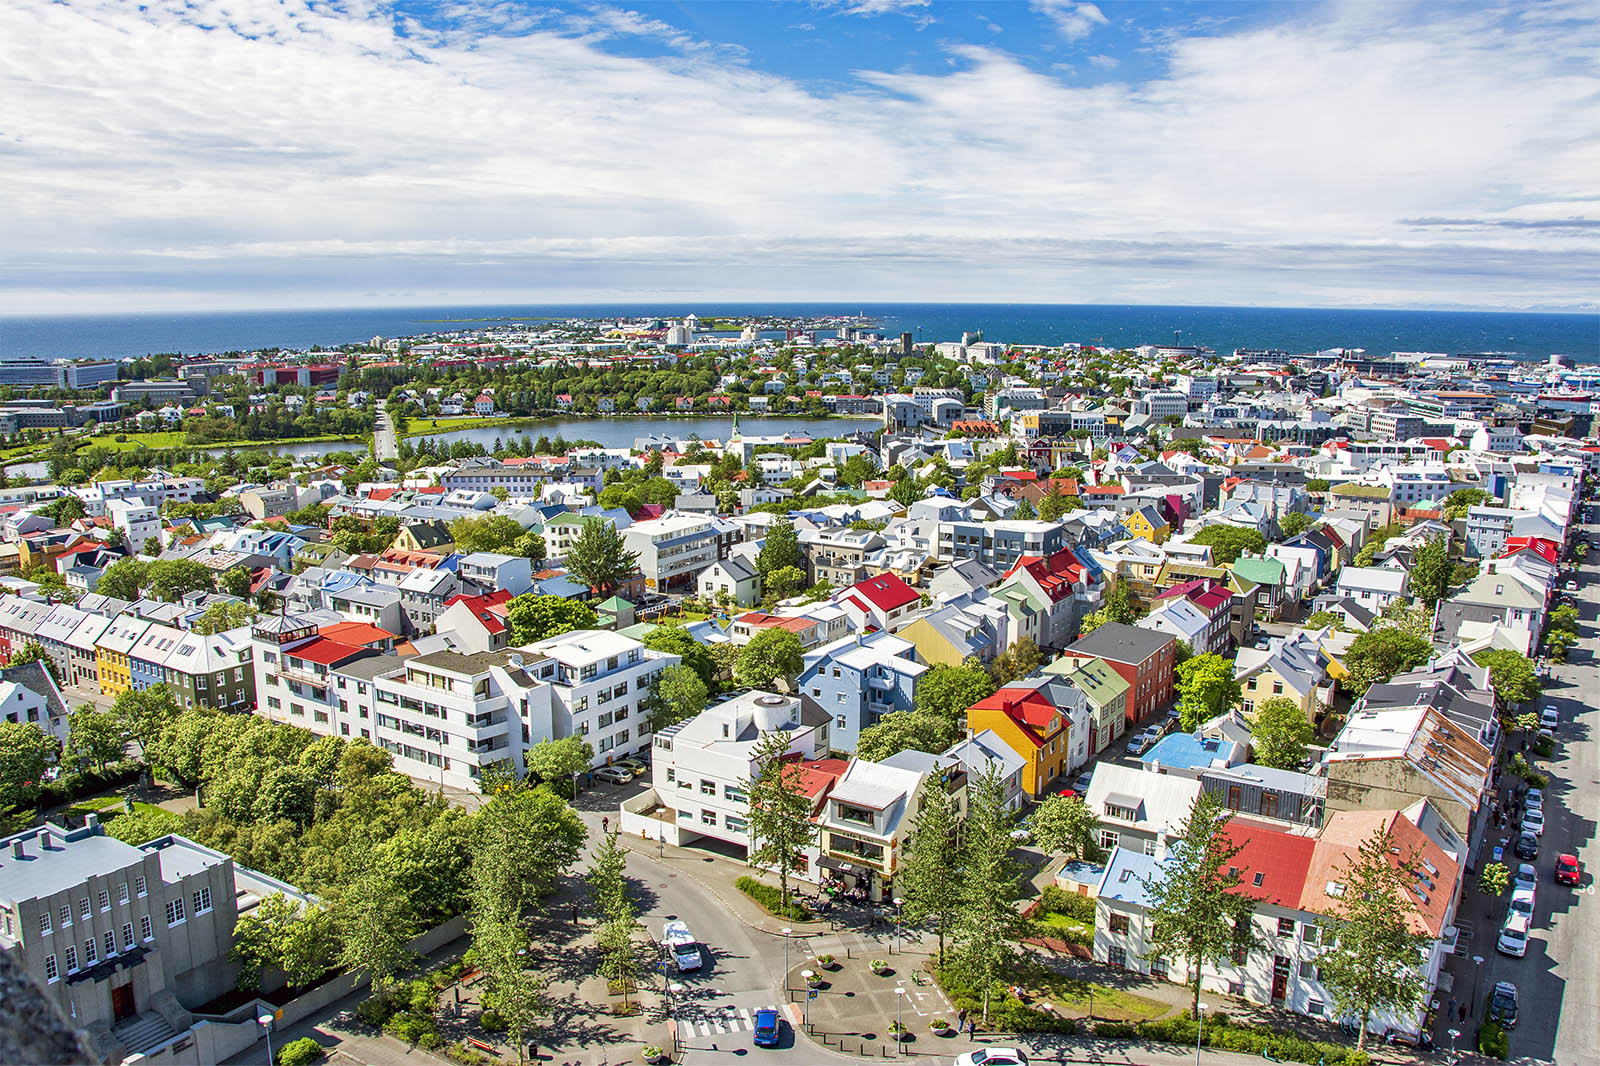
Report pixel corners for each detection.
[279,663,331,688]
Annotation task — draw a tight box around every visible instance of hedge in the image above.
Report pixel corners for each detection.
[933,968,1076,1035]
[1039,885,1096,924]
[735,876,811,921]
[1134,1011,1370,1066]
[36,759,144,811]
[275,1037,324,1066]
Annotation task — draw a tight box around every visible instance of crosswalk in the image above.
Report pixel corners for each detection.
[670,1005,782,1039]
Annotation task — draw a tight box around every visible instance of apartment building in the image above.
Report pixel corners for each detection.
[815,757,953,903]
[797,631,925,753]
[252,615,381,737]
[622,513,719,592]
[96,615,154,699]
[800,526,885,587]
[1060,623,1177,727]
[521,629,678,767]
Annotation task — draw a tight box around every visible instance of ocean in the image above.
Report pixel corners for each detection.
[0,303,1595,363]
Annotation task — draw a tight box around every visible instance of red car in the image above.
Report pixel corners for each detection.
[1556,853,1582,885]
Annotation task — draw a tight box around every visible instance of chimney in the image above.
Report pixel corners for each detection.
[85,813,99,830]
[10,839,23,859]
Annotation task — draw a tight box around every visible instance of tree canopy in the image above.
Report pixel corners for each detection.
[913,660,995,732]
[505,594,597,645]
[1342,628,1433,693]
[1188,524,1268,565]
[734,628,804,690]
[564,519,639,596]
[1175,653,1240,731]
[855,711,955,763]
[1249,696,1314,770]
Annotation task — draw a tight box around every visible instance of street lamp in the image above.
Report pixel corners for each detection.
[893,896,904,953]
[800,971,814,1027]
[1470,955,1485,1017]
[1447,1027,1461,1065]
[895,987,906,1055]
[257,1013,274,1066]
[1194,1003,1208,1066]
[781,927,792,992]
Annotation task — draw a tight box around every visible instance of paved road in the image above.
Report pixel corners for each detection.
[1459,509,1599,1064]
[373,406,398,462]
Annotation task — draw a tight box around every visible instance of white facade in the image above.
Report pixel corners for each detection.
[522,629,678,765]
[106,499,162,553]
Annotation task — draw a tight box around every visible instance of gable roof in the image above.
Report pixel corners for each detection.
[847,572,920,612]
[1066,621,1175,664]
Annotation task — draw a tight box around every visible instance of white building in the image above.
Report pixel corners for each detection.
[106,499,162,554]
[521,629,678,766]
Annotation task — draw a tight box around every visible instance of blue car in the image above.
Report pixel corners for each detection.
[753,1008,781,1047]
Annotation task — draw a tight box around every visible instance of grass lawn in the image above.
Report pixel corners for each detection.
[1020,965,1169,1023]
[401,415,541,437]
[88,431,365,452]
[62,793,123,818]
[1033,912,1092,940]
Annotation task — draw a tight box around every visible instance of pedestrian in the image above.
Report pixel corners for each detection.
[1459,1004,1467,1024]
[1447,996,1456,1021]
[957,1008,967,1029]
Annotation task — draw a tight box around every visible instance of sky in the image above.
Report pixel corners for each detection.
[2,0,1597,314]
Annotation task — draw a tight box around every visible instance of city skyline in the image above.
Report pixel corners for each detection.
[2,0,1596,314]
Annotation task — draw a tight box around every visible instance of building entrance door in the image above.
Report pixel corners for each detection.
[111,982,136,1022]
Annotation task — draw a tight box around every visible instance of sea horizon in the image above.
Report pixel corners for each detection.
[1,301,1595,364]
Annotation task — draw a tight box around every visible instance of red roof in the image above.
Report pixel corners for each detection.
[1218,819,1318,908]
[791,757,850,800]
[1501,536,1559,564]
[1004,549,1089,603]
[1155,577,1231,613]
[968,687,1063,749]
[735,612,816,634]
[365,488,398,502]
[318,622,395,647]
[1082,484,1124,496]
[283,637,368,666]
[847,573,919,612]
[443,589,514,635]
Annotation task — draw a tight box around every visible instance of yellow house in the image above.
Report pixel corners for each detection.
[966,685,1072,798]
[95,616,152,698]
[392,520,454,554]
[1236,627,1347,720]
[1124,505,1171,545]
[899,614,986,668]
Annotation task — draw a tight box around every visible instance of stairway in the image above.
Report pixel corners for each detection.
[113,1012,179,1056]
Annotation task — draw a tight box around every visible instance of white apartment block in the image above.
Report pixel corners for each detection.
[622,513,719,592]
[106,500,161,553]
[521,629,678,766]
[73,478,205,518]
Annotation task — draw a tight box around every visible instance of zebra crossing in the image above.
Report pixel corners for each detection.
[670,1004,780,1039]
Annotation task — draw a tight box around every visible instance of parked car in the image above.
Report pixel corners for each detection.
[1126,734,1152,756]
[594,766,634,785]
[1515,831,1540,860]
[1508,886,1536,921]
[1522,808,1546,837]
[1514,863,1538,893]
[1498,913,1531,958]
[1556,853,1583,886]
[614,757,649,778]
[957,1050,1031,1066]
[1071,771,1094,793]
[1489,982,1519,1029]
[1540,707,1560,730]
[752,1008,780,1048]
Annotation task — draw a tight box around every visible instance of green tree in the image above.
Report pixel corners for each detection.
[755,519,801,580]
[734,628,804,690]
[855,711,954,762]
[898,774,961,965]
[914,660,995,733]
[1175,653,1240,731]
[989,636,1041,684]
[505,594,597,645]
[1305,610,1345,631]
[334,839,413,995]
[647,663,709,731]
[1277,511,1314,539]
[1315,828,1430,1050]
[105,804,182,844]
[1029,793,1101,860]
[1342,628,1433,693]
[762,565,806,603]
[1407,535,1453,606]
[95,557,149,600]
[1249,696,1314,770]
[512,530,545,561]
[952,767,1025,1025]
[145,558,217,601]
[469,912,543,1066]
[888,477,920,508]
[1139,791,1258,1020]
[587,827,639,1004]
[564,519,639,596]
[0,722,57,812]
[1472,649,1541,713]
[1188,525,1268,565]
[641,624,717,691]
[230,893,337,991]
[192,600,258,635]
[1441,488,1488,521]
[6,639,60,683]
[111,684,180,755]
[1478,861,1510,898]
[63,704,124,773]
[448,514,526,554]
[523,736,594,798]
[741,731,817,917]
[219,565,255,598]
[1010,496,1037,519]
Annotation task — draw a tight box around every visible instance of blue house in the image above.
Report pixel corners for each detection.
[797,631,926,753]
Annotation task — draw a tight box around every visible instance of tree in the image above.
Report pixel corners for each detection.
[230,893,337,991]
[1342,628,1432,694]
[734,628,804,690]
[448,514,526,555]
[0,722,57,812]
[1305,610,1345,631]
[64,705,124,773]
[761,564,806,604]
[1139,791,1258,1020]
[505,594,597,645]
[1188,525,1268,565]
[647,664,709,731]
[1249,696,1314,770]
[888,477,920,508]
[914,660,995,733]
[472,910,544,1065]
[755,519,801,580]
[1374,601,1434,643]
[523,736,594,798]
[564,519,639,596]
[741,731,817,917]
[145,559,216,601]
[219,565,255,598]
[1478,861,1510,899]
[6,639,60,683]
[989,636,1041,684]
[96,557,149,600]
[899,775,961,965]
[1010,496,1037,519]
[512,531,545,561]
[587,827,640,1004]
[855,712,954,762]
[641,624,716,691]
[1407,535,1453,606]
[111,684,179,755]
[334,839,413,996]
[1029,793,1101,860]
[192,600,258,635]
[952,767,1025,1025]
[1472,649,1541,714]
[1277,511,1314,539]
[1315,828,1430,1050]
[1441,488,1488,521]
[1175,653,1240,732]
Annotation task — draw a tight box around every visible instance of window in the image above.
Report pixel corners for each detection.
[140,915,153,941]
[1260,792,1279,819]
[1109,913,1130,935]
[1143,838,1158,856]
[1226,786,1241,811]
[166,898,186,926]
[1277,917,1296,937]
[122,923,135,950]
[193,887,212,914]
[1307,1000,1325,1017]
[701,809,717,826]
[836,715,846,729]
[1107,946,1127,968]
[1099,829,1119,851]
[64,946,76,974]
[39,912,51,935]
[99,890,110,912]
[84,938,97,965]
[1151,958,1168,979]
[118,883,129,905]
[59,905,71,928]
[724,786,747,804]
[79,897,91,920]
[104,931,116,957]
[45,954,58,982]
[726,816,748,833]
[1272,681,1284,695]
[700,779,716,796]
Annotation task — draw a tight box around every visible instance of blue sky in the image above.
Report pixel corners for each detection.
[0,0,1595,312]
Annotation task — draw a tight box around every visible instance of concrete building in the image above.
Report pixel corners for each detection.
[797,631,924,754]
[622,513,719,592]
[521,629,678,767]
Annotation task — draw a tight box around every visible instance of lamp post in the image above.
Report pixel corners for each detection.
[895,987,906,1055]
[258,1014,274,1066]
[893,896,904,953]
[669,983,683,1054]
[800,971,814,1026]
[1194,1003,1208,1066]
[1447,1027,1461,1065]
[781,927,792,992]
[1470,955,1485,1017]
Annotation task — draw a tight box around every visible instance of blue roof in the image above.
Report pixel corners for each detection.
[1097,847,1167,909]
[1141,731,1228,770]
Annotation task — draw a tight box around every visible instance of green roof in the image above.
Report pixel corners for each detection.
[1230,555,1286,585]
[596,596,633,612]
[614,622,658,641]
[1330,483,1390,499]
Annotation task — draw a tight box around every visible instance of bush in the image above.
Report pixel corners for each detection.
[1127,1011,1367,1066]
[1040,885,1096,923]
[478,1008,506,1033]
[418,1032,444,1050]
[1093,1021,1137,1038]
[384,1011,438,1046]
[356,995,395,1027]
[1479,1020,1509,1059]
[34,759,144,811]
[933,967,1076,1034]
[276,1038,324,1066]
[734,876,811,920]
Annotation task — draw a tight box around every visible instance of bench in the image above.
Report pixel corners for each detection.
[466,1037,496,1053]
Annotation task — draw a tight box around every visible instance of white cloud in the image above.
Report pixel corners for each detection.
[1031,1,1107,41]
[1087,53,1118,70]
[0,0,1594,312]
